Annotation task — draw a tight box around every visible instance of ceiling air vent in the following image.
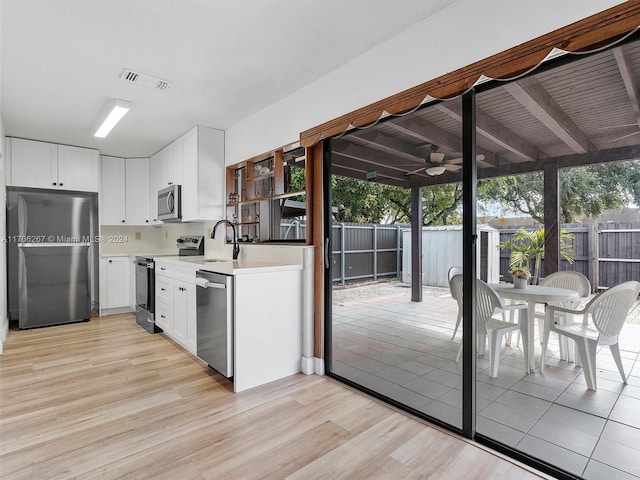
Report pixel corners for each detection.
[119,69,172,91]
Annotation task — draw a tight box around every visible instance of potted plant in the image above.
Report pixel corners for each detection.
[509,267,531,289]
[498,227,575,284]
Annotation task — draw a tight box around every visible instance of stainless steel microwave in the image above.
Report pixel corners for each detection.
[158,184,181,222]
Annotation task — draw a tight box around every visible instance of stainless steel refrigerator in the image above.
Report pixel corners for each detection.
[7,189,95,329]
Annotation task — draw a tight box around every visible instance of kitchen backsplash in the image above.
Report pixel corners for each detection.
[99,223,308,264]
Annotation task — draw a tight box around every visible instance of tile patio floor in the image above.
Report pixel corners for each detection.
[331,282,640,479]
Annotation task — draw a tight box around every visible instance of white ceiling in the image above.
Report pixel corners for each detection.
[1,0,460,157]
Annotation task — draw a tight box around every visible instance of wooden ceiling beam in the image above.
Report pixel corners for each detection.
[350,130,426,164]
[331,150,418,183]
[503,76,594,154]
[613,45,640,130]
[386,117,500,168]
[331,140,430,179]
[477,145,640,179]
[434,103,541,162]
[330,164,409,189]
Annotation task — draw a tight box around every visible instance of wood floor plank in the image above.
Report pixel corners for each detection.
[0,314,548,480]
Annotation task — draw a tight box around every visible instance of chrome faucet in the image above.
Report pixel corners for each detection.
[212,220,240,260]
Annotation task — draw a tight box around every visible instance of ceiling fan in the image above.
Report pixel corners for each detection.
[404,147,482,176]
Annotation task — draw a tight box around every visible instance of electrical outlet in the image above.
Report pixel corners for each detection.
[165,231,168,239]
[135,231,141,240]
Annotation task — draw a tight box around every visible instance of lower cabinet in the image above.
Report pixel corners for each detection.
[155,263,196,355]
[99,256,132,314]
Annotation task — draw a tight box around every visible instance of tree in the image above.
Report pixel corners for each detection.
[478,161,640,223]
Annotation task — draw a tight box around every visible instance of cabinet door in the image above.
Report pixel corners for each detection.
[171,140,184,187]
[185,283,197,354]
[148,152,162,223]
[125,158,150,225]
[8,138,58,189]
[158,147,173,187]
[100,156,126,225]
[172,282,188,345]
[105,257,130,309]
[181,128,198,220]
[58,145,100,192]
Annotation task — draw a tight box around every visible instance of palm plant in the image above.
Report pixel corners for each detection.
[498,227,575,284]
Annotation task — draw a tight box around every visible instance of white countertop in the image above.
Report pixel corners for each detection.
[153,255,303,275]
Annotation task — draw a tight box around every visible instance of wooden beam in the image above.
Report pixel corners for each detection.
[332,140,430,178]
[350,131,426,164]
[312,142,324,360]
[476,145,640,180]
[435,103,541,162]
[386,117,500,168]
[544,162,560,277]
[613,45,640,129]
[503,76,593,154]
[330,165,409,189]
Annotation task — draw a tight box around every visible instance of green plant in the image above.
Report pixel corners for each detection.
[498,227,575,284]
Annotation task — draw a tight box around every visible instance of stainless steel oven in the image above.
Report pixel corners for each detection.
[135,255,162,333]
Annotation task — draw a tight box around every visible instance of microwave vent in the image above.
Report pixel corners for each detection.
[119,69,172,91]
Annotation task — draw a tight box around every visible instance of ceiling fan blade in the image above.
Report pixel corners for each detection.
[444,164,462,171]
[405,166,425,176]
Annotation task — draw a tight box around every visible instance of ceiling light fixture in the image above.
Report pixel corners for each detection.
[425,165,446,176]
[94,99,131,138]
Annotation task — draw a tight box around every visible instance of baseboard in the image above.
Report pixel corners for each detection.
[300,356,314,375]
[99,306,134,317]
[0,314,9,355]
[313,357,325,376]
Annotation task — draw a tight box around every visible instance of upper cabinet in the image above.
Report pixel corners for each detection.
[100,156,151,226]
[7,138,99,192]
[149,126,224,223]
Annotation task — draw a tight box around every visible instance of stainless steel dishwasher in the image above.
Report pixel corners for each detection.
[195,270,234,378]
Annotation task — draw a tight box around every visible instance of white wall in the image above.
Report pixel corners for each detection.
[225,0,625,164]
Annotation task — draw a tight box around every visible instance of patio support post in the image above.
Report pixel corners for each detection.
[462,89,477,439]
[544,161,560,278]
[411,186,422,302]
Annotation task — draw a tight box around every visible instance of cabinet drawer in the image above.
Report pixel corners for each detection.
[155,277,172,303]
[155,262,173,278]
[155,300,173,328]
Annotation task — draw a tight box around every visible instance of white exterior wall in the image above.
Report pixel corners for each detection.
[225,0,624,164]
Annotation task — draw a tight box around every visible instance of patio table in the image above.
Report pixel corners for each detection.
[488,283,580,372]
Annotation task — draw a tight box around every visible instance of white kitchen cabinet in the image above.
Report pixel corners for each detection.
[147,126,224,223]
[155,261,197,355]
[58,144,100,192]
[101,156,150,225]
[100,156,126,225]
[99,256,132,314]
[125,157,151,224]
[7,138,99,192]
[172,281,196,353]
[181,126,225,221]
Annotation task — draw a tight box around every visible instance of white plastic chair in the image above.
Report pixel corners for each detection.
[448,266,463,339]
[540,280,640,390]
[537,271,591,360]
[454,276,529,377]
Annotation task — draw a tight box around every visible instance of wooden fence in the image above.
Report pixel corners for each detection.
[308,220,639,289]
[497,222,640,290]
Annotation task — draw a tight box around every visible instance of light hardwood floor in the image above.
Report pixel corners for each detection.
[0,314,548,479]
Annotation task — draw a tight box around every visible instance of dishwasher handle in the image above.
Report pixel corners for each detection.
[195,277,226,289]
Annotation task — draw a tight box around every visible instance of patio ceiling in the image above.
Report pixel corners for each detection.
[331,36,640,188]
